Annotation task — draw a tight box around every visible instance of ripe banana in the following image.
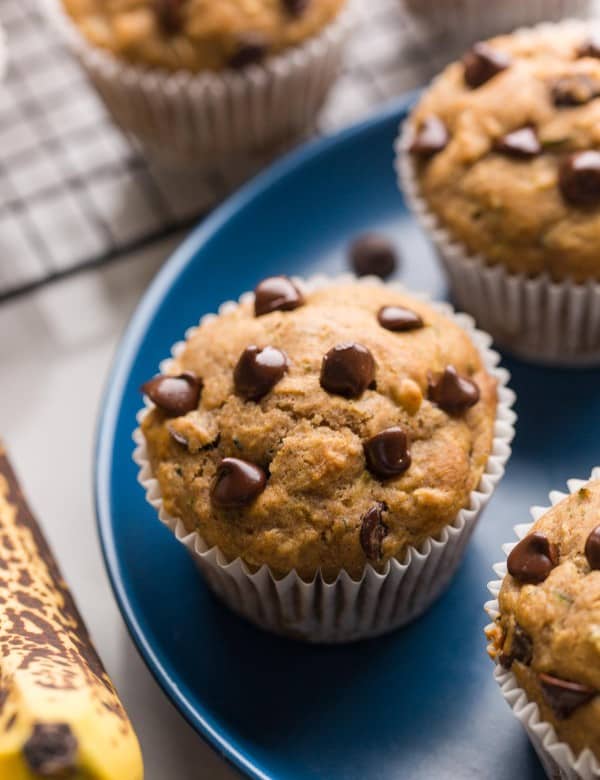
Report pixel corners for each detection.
[0,447,143,779]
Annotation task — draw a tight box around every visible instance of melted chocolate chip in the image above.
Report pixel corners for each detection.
[360,503,388,561]
[254,276,304,316]
[507,532,559,585]
[234,345,289,401]
[229,32,268,69]
[141,371,201,416]
[499,624,533,669]
[320,343,376,398]
[349,234,398,279]
[494,126,541,158]
[211,458,267,508]
[282,0,310,15]
[578,36,600,59]
[559,151,600,206]
[539,673,596,719]
[552,74,600,106]
[428,366,480,414]
[585,525,600,570]
[23,723,78,776]
[155,0,183,34]
[463,42,511,89]
[377,305,424,332]
[410,116,450,157]
[364,427,411,479]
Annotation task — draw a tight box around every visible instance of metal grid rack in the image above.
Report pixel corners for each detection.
[0,0,481,302]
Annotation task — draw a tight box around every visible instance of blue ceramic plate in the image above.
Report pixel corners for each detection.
[96,94,600,780]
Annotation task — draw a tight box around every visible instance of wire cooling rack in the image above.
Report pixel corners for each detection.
[0,0,582,302]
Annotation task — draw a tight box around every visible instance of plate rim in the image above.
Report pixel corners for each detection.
[94,92,417,780]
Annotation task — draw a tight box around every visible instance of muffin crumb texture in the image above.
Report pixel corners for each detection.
[63,0,344,72]
[409,24,600,281]
[492,480,600,760]
[141,281,497,581]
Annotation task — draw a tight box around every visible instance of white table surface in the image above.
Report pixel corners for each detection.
[0,239,239,780]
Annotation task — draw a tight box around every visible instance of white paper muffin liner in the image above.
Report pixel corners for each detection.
[46,0,355,171]
[396,20,600,367]
[134,273,516,643]
[402,0,591,45]
[485,468,600,779]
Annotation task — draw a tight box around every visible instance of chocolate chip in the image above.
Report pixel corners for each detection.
[377,305,424,332]
[499,624,533,669]
[559,151,600,206]
[23,723,78,776]
[282,0,310,15]
[360,503,388,561]
[229,32,269,69]
[585,525,600,570]
[154,0,183,34]
[578,36,600,59]
[494,126,541,158]
[364,427,411,479]
[168,426,189,447]
[409,116,449,157]
[552,74,600,106]
[428,366,480,414]
[141,371,201,416]
[254,276,305,316]
[349,234,398,279]
[211,458,267,508]
[539,673,596,719]
[507,532,559,585]
[463,42,511,88]
[234,345,289,401]
[320,343,376,398]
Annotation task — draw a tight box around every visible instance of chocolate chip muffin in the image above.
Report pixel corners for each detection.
[140,277,498,582]
[488,481,600,761]
[406,24,600,282]
[62,0,345,72]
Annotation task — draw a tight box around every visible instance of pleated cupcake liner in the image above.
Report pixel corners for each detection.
[402,0,591,45]
[396,20,600,367]
[134,273,516,643]
[45,0,355,171]
[485,468,600,779]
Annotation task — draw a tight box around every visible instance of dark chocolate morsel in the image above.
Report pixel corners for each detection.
[229,32,269,69]
[463,42,511,88]
[364,427,411,479]
[23,723,78,776]
[552,74,600,106]
[211,458,267,508]
[499,624,533,669]
[377,305,424,332]
[539,673,596,720]
[349,234,398,279]
[585,525,600,570]
[320,343,376,398]
[154,0,183,34]
[282,0,310,15]
[428,366,480,414]
[234,345,289,401]
[360,503,388,561]
[507,532,559,585]
[494,126,541,158]
[141,372,201,416]
[578,36,600,59]
[559,151,600,206]
[410,116,450,157]
[254,276,305,316]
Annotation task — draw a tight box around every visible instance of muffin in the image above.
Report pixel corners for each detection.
[135,275,515,642]
[398,21,600,365]
[51,0,353,168]
[486,472,600,779]
[402,0,591,49]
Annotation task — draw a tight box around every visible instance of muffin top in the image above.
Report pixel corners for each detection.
[140,278,497,581]
[408,23,600,282]
[489,480,600,760]
[63,0,345,72]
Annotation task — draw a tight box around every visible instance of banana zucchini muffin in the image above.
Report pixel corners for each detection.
[407,24,600,282]
[488,481,600,761]
[63,0,345,72]
[140,278,497,582]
